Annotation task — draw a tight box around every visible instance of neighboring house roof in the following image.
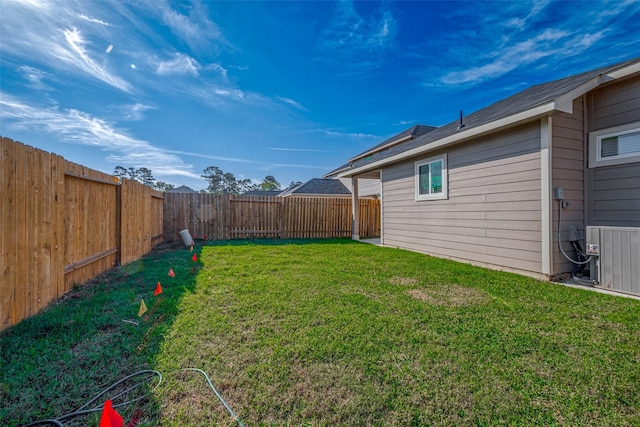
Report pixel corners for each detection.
[325,125,436,178]
[278,178,351,197]
[168,185,197,193]
[330,57,640,178]
[243,190,282,196]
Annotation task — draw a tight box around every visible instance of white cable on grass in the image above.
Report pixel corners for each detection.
[24,368,245,427]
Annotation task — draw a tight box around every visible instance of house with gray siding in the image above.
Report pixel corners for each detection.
[326,57,640,282]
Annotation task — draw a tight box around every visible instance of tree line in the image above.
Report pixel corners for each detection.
[113,165,302,194]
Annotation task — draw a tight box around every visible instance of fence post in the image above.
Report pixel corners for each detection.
[351,178,360,240]
[115,182,122,266]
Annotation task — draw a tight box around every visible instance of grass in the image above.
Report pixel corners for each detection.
[1,238,639,426]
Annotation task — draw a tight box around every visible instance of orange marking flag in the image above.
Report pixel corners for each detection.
[138,299,147,317]
[99,399,124,427]
[153,282,163,296]
[192,253,197,262]
[168,268,175,278]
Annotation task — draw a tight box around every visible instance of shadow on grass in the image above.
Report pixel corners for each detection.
[0,238,353,426]
[6,237,638,426]
[0,241,204,426]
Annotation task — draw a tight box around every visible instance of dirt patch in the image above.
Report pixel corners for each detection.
[407,285,489,307]
[150,240,185,254]
[389,276,419,286]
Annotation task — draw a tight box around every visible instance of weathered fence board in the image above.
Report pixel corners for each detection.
[1,137,164,331]
[163,193,380,242]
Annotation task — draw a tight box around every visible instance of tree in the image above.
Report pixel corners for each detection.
[285,181,303,191]
[201,166,225,194]
[153,181,175,191]
[202,166,282,194]
[261,175,281,191]
[126,167,140,182]
[113,165,169,189]
[238,178,258,193]
[201,166,246,194]
[113,166,128,179]
[138,167,155,186]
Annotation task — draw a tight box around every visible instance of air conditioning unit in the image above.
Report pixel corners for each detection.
[586,226,640,296]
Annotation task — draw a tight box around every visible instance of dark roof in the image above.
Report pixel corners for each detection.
[279,178,351,196]
[168,185,197,193]
[327,57,640,177]
[243,190,282,196]
[325,124,436,177]
[350,124,436,160]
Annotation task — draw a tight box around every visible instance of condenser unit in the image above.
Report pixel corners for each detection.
[586,226,640,296]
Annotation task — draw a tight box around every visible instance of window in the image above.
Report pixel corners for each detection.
[415,154,448,201]
[589,121,640,167]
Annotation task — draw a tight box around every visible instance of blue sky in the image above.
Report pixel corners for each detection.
[1,1,639,190]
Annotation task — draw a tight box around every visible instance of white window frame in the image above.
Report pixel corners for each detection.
[415,154,448,201]
[589,120,640,168]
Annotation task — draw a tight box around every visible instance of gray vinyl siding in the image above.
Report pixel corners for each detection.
[587,75,640,227]
[592,166,640,226]
[358,179,381,197]
[551,98,585,274]
[340,178,381,198]
[382,122,543,275]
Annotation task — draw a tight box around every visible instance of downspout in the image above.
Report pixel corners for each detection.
[541,116,553,277]
[583,94,592,227]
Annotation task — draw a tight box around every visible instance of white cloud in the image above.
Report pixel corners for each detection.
[325,130,379,139]
[60,27,132,92]
[78,14,110,26]
[269,147,330,153]
[205,63,229,80]
[436,28,597,86]
[0,2,132,93]
[17,66,53,90]
[318,1,396,71]
[275,97,308,111]
[0,94,199,180]
[505,0,551,29]
[166,149,330,171]
[428,0,638,88]
[148,0,230,52]
[114,103,156,121]
[164,149,258,164]
[155,53,201,76]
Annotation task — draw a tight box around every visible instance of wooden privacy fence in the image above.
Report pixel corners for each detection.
[1,137,163,331]
[163,193,381,242]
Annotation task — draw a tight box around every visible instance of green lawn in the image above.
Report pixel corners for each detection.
[1,239,639,426]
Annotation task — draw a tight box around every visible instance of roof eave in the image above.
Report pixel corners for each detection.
[349,134,413,162]
[336,59,640,179]
[554,61,640,112]
[337,102,557,178]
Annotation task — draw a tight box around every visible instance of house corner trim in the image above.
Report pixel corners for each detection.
[541,116,553,275]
